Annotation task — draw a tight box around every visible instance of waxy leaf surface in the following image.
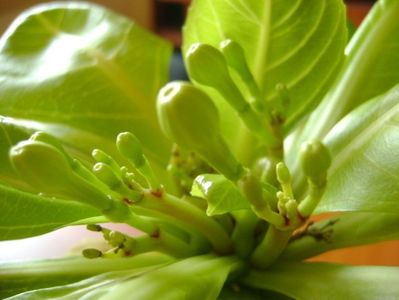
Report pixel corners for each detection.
[0,183,99,240]
[0,253,173,299]
[191,174,250,215]
[288,0,399,172]
[183,0,347,132]
[0,2,172,170]
[244,262,399,300]
[317,85,399,214]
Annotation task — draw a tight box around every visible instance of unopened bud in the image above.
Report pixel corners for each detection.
[82,248,102,259]
[300,141,331,182]
[10,140,114,211]
[157,81,242,180]
[276,162,291,185]
[116,132,145,167]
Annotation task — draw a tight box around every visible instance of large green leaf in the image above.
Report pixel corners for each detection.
[282,212,399,260]
[243,262,399,300]
[0,253,173,299]
[5,255,242,300]
[288,0,399,174]
[0,2,172,169]
[183,0,347,132]
[0,183,99,240]
[316,84,399,213]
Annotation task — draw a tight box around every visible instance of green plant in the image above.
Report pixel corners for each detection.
[1,0,399,298]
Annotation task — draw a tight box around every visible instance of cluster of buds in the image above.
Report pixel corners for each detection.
[238,141,331,231]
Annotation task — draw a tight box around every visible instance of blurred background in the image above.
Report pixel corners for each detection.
[2,0,398,266]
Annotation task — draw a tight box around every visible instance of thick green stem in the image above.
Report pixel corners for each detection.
[250,226,292,269]
[126,231,195,258]
[231,210,259,258]
[135,190,233,254]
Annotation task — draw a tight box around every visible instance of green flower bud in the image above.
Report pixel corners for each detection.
[276,162,294,199]
[300,141,331,183]
[92,149,121,175]
[276,162,291,185]
[109,230,126,247]
[29,131,72,162]
[116,132,160,189]
[10,140,113,211]
[92,162,141,200]
[82,248,102,259]
[220,39,252,80]
[158,81,219,148]
[186,43,276,145]
[220,39,265,112]
[186,43,230,88]
[86,224,102,232]
[116,132,145,167]
[157,81,242,180]
[93,162,122,190]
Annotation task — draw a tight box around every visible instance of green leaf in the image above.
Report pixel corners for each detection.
[0,253,173,299]
[288,0,399,172]
[6,255,242,300]
[316,84,399,213]
[183,0,347,132]
[0,183,99,240]
[282,212,399,260]
[0,2,172,170]
[5,271,137,300]
[192,174,249,215]
[243,262,399,300]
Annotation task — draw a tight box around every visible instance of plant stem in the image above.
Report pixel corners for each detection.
[231,210,259,258]
[135,190,234,254]
[250,225,292,269]
[0,252,174,279]
[127,231,195,258]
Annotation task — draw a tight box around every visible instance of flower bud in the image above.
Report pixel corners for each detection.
[186,43,276,145]
[186,43,231,88]
[157,81,219,148]
[116,132,145,167]
[9,140,113,211]
[220,39,265,113]
[220,39,252,80]
[300,141,331,183]
[93,162,121,190]
[82,248,102,259]
[276,162,291,185]
[92,149,121,175]
[157,81,242,180]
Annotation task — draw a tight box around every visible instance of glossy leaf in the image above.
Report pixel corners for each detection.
[288,0,399,172]
[0,253,173,299]
[6,255,241,300]
[191,174,249,215]
[0,183,99,240]
[0,2,172,170]
[243,262,399,300]
[183,0,347,132]
[316,85,399,213]
[282,212,399,260]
